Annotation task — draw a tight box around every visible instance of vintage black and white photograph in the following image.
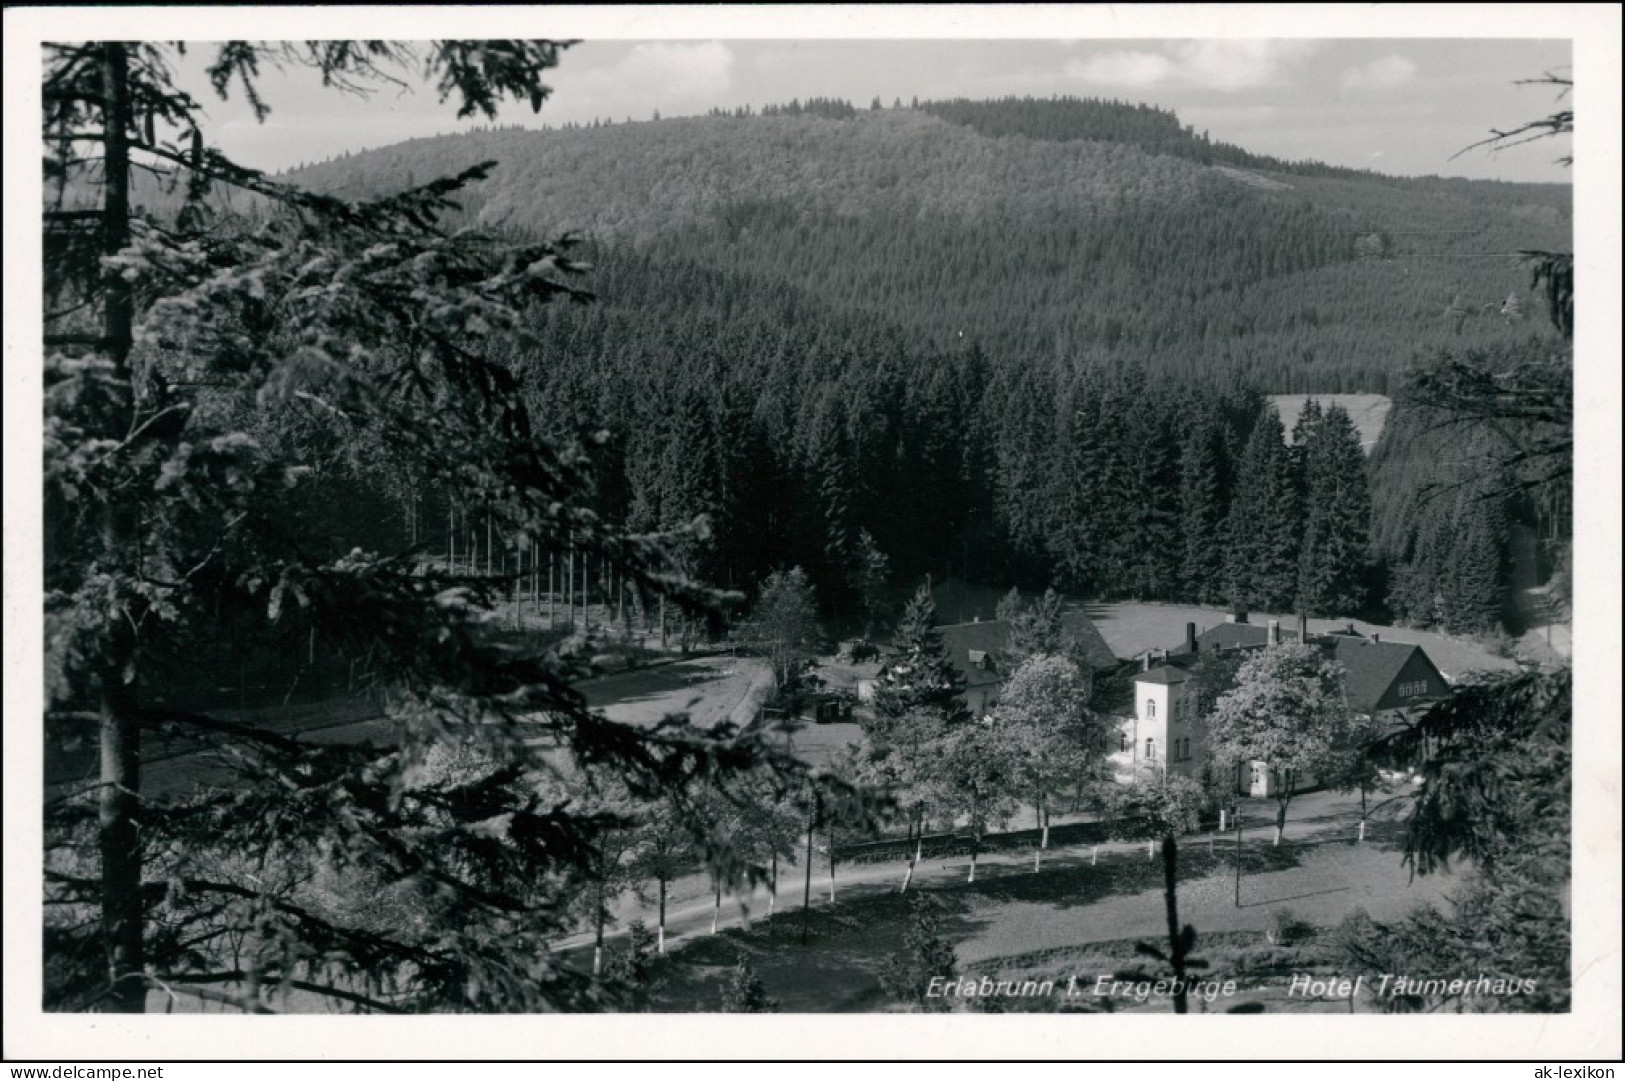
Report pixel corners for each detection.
[8,3,1618,1061]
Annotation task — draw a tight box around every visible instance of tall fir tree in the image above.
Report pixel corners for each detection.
[872,582,969,725]
[40,39,826,1015]
[1224,404,1301,612]
[1296,404,1372,616]
[1116,404,1179,599]
[1443,493,1507,635]
[1177,415,1226,604]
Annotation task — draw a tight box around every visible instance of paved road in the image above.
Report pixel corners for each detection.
[557,786,1422,960]
[579,655,771,729]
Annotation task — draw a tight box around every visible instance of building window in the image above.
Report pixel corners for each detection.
[1146,699,1156,718]
[1146,738,1156,760]
[1120,733,1129,754]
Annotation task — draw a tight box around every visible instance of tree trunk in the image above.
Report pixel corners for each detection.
[592,879,605,978]
[1041,803,1050,850]
[1161,835,1189,1015]
[1033,801,1043,873]
[769,852,777,919]
[98,41,146,1015]
[657,878,667,954]
[901,814,920,892]
[711,881,721,935]
[800,816,815,945]
[1234,804,1244,908]
[827,828,838,903]
[1274,795,1289,846]
[1359,785,1368,842]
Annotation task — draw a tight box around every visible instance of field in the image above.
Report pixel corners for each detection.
[1267,393,1393,453]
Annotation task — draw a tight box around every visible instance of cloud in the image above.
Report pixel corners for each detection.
[556,41,734,119]
[1341,55,1418,91]
[1065,40,1320,92]
[618,41,734,100]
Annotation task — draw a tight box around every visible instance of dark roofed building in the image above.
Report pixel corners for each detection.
[933,612,1119,717]
[1162,616,1447,718]
[1149,616,1450,797]
[1320,635,1448,716]
[1059,611,1121,673]
[1134,665,1191,686]
[1169,618,1298,657]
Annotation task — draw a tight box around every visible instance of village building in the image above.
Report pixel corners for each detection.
[1116,614,1451,795]
[858,611,1118,718]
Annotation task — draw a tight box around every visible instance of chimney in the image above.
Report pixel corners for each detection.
[1186,622,1198,654]
[1235,610,1250,625]
[1371,632,1380,644]
[1298,612,1309,642]
[1225,613,1235,624]
[1267,619,1280,646]
[1142,653,1152,672]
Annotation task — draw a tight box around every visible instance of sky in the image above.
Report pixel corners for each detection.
[50,9,1577,185]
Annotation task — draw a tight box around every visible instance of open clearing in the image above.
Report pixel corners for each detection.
[894,582,1516,682]
[1267,393,1393,453]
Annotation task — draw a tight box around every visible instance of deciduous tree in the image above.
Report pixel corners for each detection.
[743,566,821,694]
[1207,644,1353,845]
[988,655,1110,870]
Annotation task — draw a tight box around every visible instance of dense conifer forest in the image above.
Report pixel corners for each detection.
[176,95,1569,633]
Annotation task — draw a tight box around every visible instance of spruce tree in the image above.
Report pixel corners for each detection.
[1116,405,1179,599]
[1444,493,1507,635]
[1177,417,1226,604]
[40,39,818,1015]
[879,897,958,1011]
[1224,405,1300,611]
[849,529,892,639]
[1007,586,1068,663]
[720,957,779,1012]
[872,583,968,724]
[1297,404,1372,616]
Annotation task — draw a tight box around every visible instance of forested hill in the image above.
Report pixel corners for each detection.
[281,97,1569,393]
[216,96,1568,630]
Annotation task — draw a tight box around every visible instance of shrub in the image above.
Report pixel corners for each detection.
[879,895,958,1011]
[719,956,778,1013]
